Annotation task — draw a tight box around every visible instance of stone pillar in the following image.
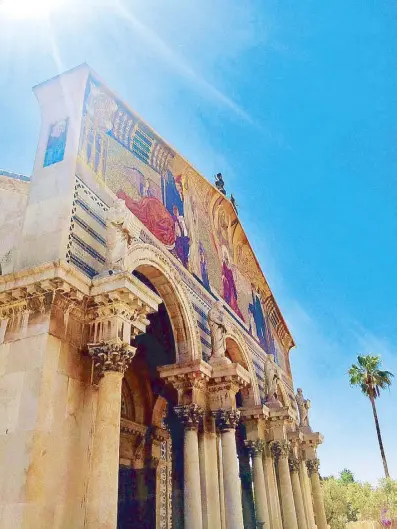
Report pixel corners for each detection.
[271,440,298,529]
[175,404,204,529]
[85,342,135,529]
[198,414,222,529]
[214,409,245,529]
[217,434,227,529]
[263,444,283,529]
[289,457,308,529]
[306,459,327,529]
[246,440,271,529]
[238,440,256,529]
[299,458,316,529]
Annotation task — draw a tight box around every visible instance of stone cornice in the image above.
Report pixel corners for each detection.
[301,431,324,448]
[240,405,270,421]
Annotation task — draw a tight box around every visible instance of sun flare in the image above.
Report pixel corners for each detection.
[1,0,65,19]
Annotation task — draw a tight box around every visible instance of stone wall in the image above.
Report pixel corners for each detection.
[0,172,29,275]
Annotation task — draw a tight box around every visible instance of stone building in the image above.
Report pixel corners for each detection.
[0,65,327,529]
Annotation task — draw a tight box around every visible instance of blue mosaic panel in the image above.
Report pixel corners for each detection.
[43,118,69,167]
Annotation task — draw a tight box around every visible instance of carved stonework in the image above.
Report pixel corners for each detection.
[288,457,300,473]
[270,440,291,460]
[245,439,266,457]
[296,388,312,433]
[175,404,203,430]
[207,301,227,361]
[306,458,320,476]
[213,408,241,431]
[88,341,136,375]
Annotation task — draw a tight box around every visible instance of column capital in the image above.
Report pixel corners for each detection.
[88,340,136,375]
[270,439,291,460]
[306,458,320,477]
[245,439,266,457]
[288,456,300,473]
[213,408,241,431]
[175,403,203,430]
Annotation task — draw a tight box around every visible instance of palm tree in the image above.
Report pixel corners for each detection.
[348,354,393,478]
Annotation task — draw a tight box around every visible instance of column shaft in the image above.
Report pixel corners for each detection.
[289,460,308,529]
[263,449,283,529]
[221,429,245,529]
[271,441,298,529]
[252,453,270,528]
[86,371,123,529]
[308,462,327,529]
[299,460,316,529]
[199,428,222,529]
[184,428,203,529]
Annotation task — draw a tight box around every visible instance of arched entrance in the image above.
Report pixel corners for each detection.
[117,267,188,529]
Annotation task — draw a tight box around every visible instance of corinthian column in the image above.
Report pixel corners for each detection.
[245,440,271,529]
[214,409,244,529]
[289,457,307,529]
[271,440,298,529]
[86,342,135,529]
[175,404,204,529]
[306,459,327,529]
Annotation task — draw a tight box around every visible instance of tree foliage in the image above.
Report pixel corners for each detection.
[322,474,397,529]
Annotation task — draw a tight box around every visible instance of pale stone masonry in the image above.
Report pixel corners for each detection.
[0,65,327,528]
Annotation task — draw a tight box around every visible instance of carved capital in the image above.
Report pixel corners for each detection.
[245,439,266,457]
[88,341,135,375]
[213,408,240,431]
[175,404,203,431]
[306,458,320,476]
[270,440,290,460]
[288,457,300,473]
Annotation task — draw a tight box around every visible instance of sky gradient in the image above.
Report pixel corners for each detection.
[1,0,396,483]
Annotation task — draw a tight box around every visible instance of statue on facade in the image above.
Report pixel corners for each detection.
[105,198,133,270]
[264,355,282,408]
[208,301,227,362]
[296,388,312,432]
[215,172,226,195]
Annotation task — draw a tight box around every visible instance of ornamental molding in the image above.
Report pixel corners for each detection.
[213,408,241,431]
[245,439,266,457]
[270,440,291,460]
[306,458,320,476]
[88,340,136,375]
[288,457,300,473]
[175,404,203,430]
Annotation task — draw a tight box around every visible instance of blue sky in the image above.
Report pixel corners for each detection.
[1,0,396,483]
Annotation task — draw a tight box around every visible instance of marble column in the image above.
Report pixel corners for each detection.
[263,444,283,529]
[299,458,316,529]
[289,457,308,529]
[214,409,245,529]
[86,342,135,529]
[175,404,204,529]
[245,440,271,529]
[271,441,298,529]
[238,442,256,529]
[306,459,327,529]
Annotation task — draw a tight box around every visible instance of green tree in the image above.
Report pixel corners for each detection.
[348,354,393,478]
[339,469,355,484]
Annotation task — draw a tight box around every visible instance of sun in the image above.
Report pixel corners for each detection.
[1,0,65,19]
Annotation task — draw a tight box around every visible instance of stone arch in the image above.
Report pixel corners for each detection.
[224,328,261,406]
[126,242,201,363]
[276,377,290,408]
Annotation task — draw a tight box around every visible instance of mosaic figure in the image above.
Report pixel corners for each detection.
[172,205,190,268]
[43,119,68,167]
[248,288,267,349]
[199,243,210,290]
[221,246,244,321]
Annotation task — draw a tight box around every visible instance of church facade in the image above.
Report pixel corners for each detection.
[0,65,326,529]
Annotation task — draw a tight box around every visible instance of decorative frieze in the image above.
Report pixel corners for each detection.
[213,408,240,431]
[270,439,291,460]
[306,458,320,477]
[88,341,136,375]
[175,404,203,431]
